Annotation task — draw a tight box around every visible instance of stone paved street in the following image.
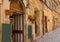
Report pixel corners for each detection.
[35,28,60,42]
[1,0,60,42]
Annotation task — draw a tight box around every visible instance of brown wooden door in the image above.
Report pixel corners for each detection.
[10,13,24,42]
[44,16,48,34]
[53,16,55,30]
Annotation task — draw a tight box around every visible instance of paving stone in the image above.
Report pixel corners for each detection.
[35,28,60,42]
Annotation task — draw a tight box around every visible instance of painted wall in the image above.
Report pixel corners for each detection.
[0,0,60,42]
[1,0,10,24]
[0,0,10,42]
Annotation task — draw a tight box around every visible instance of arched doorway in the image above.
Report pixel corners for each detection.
[9,1,26,42]
[10,13,24,42]
[34,8,40,37]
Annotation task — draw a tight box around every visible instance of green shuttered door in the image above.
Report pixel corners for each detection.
[28,25,32,39]
[2,24,11,42]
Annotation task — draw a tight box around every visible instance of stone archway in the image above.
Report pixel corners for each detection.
[10,1,26,15]
[9,1,26,42]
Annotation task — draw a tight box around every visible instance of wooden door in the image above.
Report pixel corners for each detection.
[53,16,55,30]
[44,16,48,34]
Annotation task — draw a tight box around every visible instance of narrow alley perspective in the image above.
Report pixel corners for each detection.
[0,0,60,42]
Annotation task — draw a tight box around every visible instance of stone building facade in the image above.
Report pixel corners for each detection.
[0,0,60,42]
[24,0,60,42]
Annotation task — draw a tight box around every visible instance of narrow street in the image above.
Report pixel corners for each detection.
[1,0,60,42]
[35,28,60,42]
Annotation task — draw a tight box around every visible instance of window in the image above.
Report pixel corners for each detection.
[26,0,30,8]
[59,0,60,2]
[58,0,60,3]
[52,3,56,10]
[54,0,60,2]
[40,0,46,4]
[49,2,56,10]
[19,0,23,2]
[43,0,46,3]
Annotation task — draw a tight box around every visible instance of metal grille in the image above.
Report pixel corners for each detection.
[11,14,24,42]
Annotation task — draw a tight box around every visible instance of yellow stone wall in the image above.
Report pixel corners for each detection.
[24,0,43,42]
[53,11,60,28]
[25,0,60,42]
[0,0,60,42]
[44,5,53,32]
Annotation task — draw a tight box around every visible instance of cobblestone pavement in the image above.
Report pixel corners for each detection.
[34,28,60,42]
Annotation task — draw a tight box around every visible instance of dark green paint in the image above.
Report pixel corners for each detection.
[2,24,11,42]
[28,25,32,39]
